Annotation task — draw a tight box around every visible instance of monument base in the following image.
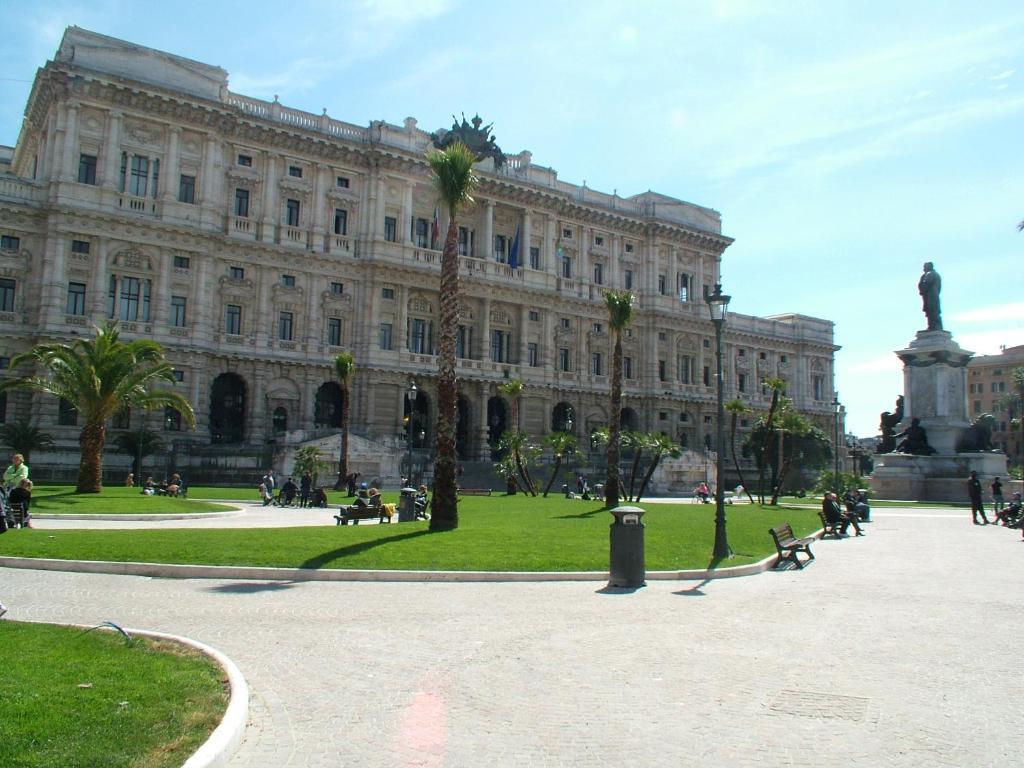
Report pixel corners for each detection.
[870,452,1009,502]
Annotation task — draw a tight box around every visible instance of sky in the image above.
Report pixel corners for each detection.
[1,0,1021,437]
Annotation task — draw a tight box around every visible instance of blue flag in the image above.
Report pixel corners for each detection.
[509,225,520,269]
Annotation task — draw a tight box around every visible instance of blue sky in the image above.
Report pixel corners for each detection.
[2,0,1022,437]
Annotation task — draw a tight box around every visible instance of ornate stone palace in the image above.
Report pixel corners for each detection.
[0,28,838,476]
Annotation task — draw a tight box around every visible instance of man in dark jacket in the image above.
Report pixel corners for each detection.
[823,491,863,536]
[967,471,989,525]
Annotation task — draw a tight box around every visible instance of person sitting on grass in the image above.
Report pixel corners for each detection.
[165,473,182,497]
[414,484,430,519]
[125,472,134,488]
[280,477,298,507]
[311,486,328,508]
[141,477,156,496]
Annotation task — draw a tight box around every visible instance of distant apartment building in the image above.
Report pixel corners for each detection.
[967,344,1024,459]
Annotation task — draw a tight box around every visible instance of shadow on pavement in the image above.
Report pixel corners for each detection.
[299,529,431,570]
[673,578,711,597]
[594,584,645,595]
[206,581,299,594]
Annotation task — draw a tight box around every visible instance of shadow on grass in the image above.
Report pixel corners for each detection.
[299,529,432,570]
[553,505,608,520]
[206,581,299,594]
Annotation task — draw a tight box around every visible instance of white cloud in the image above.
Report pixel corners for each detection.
[957,328,1024,356]
[952,302,1024,324]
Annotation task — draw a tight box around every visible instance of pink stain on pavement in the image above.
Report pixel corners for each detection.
[393,688,447,767]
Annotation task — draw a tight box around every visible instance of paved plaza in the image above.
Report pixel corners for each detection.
[3,507,1022,767]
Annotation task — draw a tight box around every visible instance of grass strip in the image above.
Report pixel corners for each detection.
[0,622,227,768]
[29,486,233,515]
[0,496,820,571]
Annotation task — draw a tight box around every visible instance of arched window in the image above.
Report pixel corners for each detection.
[58,398,78,426]
[210,373,246,444]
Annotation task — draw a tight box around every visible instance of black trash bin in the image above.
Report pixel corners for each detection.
[398,487,417,522]
[608,506,646,588]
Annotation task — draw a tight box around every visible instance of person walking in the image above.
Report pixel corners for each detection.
[261,470,276,506]
[991,477,1004,514]
[299,471,312,508]
[967,471,989,525]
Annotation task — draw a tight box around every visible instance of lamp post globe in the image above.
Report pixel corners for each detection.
[406,381,417,486]
[704,282,732,561]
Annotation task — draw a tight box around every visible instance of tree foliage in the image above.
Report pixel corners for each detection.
[0,420,55,463]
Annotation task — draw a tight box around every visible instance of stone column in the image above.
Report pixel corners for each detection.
[200,136,219,206]
[403,181,415,246]
[162,127,181,203]
[44,235,66,328]
[256,268,273,348]
[477,387,491,460]
[579,226,589,283]
[482,200,494,260]
[376,176,387,239]
[43,111,60,183]
[311,164,328,250]
[91,239,110,320]
[60,104,79,182]
[518,304,529,366]
[545,215,557,275]
[542,309,554,368]
[609,234,620,288]
[480,297,491,361]
[521,210,532,268]
[261,153,279,244]
[102,110,123,189]
[396,285,409,352]
[305,271,320,348]
[193,255,212,345]
[152,253,169,326]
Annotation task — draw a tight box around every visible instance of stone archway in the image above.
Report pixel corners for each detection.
[487,396,508,458]
[456,396,472,460]
[620,407,640,433]
[552,402,575,433]
[404,389,430,447]
[210,373,246,444]
[314,382,344,428]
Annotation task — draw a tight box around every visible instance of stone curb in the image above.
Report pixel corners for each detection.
[0,549,789,582]
[33,511,243,522]
[18,620,248,768]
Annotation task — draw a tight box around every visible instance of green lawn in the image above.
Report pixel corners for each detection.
[28,486,233,515]
[0,496,820,571]
[774,494,969,508]
[0,622,227,768]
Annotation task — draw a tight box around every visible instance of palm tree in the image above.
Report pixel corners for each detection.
[497,378,537,495]
[0,420,54,463]
[332,352,355,490]
[0,322,195,493]
[622,431,648,502]
[294,445,329,488]
[603,290,634,508]
[114,428,164,481]
[770,409,810,505]
[497,378,523,431]
[756,377,787,503]
[541,431,577,497]
[426,142,478,531]
[634,433,681,503]
[724,399,754,503]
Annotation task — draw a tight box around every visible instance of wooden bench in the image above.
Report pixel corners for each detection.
[458,488,492,496]
[817,510,845,539]
[334,496,389,525]
[769,523,815,569]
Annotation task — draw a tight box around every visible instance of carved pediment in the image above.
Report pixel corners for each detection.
[490,309,512,325]
[457,303,475,322]
[810,358,825,372]
[272,283,305,300]
[123,120,164,147]
[321,290,352,307]
[218,274,255,292]
[112,247,153,271]
[410,297,433,314]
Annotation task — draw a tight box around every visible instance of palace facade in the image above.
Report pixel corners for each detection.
[0,28,839,474]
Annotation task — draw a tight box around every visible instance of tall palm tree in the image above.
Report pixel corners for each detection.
[541,431,577,497]
[497,378,523,431]
[724,399,754,503]
[427,142,478,531]
[332,352,355,490]
[603,290,634,508]
[0,420,54,463]
[634,433,681,503]
[0,322,195,493]
[756,377,787,503]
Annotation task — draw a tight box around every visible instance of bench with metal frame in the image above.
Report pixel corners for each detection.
[769,522,815,569]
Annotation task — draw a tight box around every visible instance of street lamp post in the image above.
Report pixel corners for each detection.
[833,394,842,493]
[406,381,417,487]
[704,283,732,561]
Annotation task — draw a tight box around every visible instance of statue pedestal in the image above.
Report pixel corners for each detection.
[871,329,1009,501]
[895,330,973,454]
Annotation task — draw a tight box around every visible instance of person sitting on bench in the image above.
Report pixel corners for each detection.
[995,491,1022,527]
[280,477,298,507]
[823,491,864,536]
[353,483,371,508]
[414,484,430,519]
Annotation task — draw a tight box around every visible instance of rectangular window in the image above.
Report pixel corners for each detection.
[561,256,572,278]
[658,359,667,382]
[780,354,788,363]
[71,240,90,254]
[458,226,470,256]
[230,266,245,280]
[813,376,824,400]
[286,199,300,227]
[382,287,395,300]
[415,218,430,248]
[593,263,604,285]
[164,407,182,431]
[624,269,633,290]
[78,154,97,185]
[625,243,634,253]
[330,282,344,295]
[281,274,296,287]
[333,209,348,236]
[234,188,250,217]
[560,318,571,329]
[593,323,603,333]
[658,274,666,295]
[129,155,149,197]
[529,310,539,322]
[327,318,342,346]
[279,312,294,341]
[119,277,140,321]
[384,216,397,242]
[173,255,190,269]
[494,234,507,262]
[225,304,242,335]
[336,176,349,188]
[703,366,710,386]
[379,323,393,350]
[237,154,252,167]
[678,273,689,302]
[562,228,573,238]
[738,373,747,392]
[456,326,470,359]
[107,274,116,317]
[411,319,429,354]
[66,281,86,315]
[529,246,540,270]
[592,353,603,376]
[490,330,510,363]
[170,295,187,327]
[288,165,303,178]
[678,355,693,384]
[172,370,184,383]
[528,342,538,367]
[595,235,604,246]
[178,174,196,204]
[624,356,633,380]
[0,235,20,251]
[559,348,571,372]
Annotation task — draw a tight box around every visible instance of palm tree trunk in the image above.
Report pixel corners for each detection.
[605,333,623,508]
[430,216,460,531]
[77,419,106,493]
[635,451,663,503]
[627,448,644,502]
[335,384,350,490]
[542,456,563,497]
[729,412,754,504]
